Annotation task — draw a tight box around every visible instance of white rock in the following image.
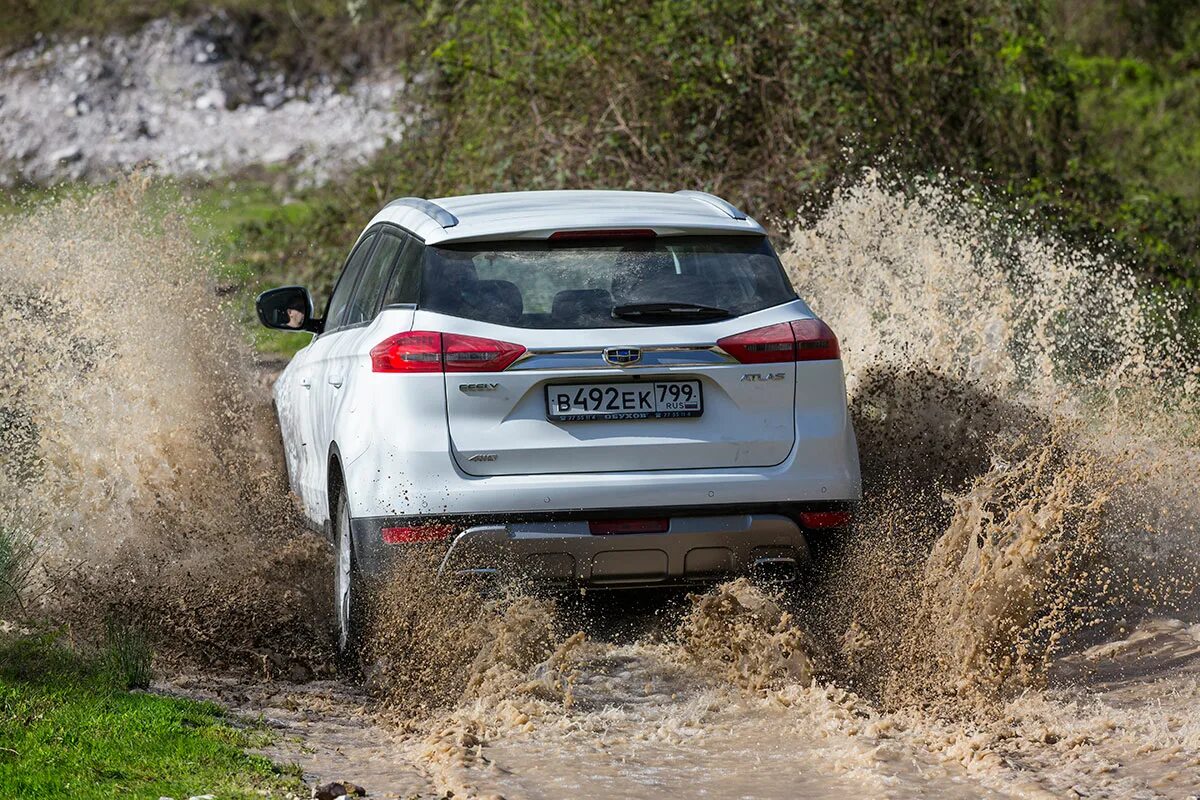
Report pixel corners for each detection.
[49,145,82,163]
[263,143,300,164]
[194,87,225,110]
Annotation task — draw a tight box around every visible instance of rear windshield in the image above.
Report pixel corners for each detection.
[418,235,796,328]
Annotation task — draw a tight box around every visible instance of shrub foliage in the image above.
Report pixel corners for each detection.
[3,1,1196,300]
[422,0,1078,212]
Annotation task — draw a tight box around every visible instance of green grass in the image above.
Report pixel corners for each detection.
[251,327,314,359]
[0,634,304,799]
[0,182,103,219]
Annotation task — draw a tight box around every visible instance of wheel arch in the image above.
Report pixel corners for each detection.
[326,441,346,533]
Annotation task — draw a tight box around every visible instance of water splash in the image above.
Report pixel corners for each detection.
[5,171,1199,795]
[376,170,1200,797]
[781,169,1200,714]
[0,177,330,671]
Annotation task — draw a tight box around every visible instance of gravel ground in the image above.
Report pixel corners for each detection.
[0,15,409,187]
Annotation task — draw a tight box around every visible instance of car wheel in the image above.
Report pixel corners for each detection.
[333,484,364,673]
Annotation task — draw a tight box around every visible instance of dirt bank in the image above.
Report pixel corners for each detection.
[0,15,406,186]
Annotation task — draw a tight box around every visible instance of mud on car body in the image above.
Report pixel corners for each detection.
[257,190,861,655]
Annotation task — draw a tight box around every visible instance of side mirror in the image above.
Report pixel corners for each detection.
[256,286,323,334]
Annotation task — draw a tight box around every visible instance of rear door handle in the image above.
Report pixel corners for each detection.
[300,378,312,389]
[328,376,344,388]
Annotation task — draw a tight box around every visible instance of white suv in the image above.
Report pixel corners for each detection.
[257,190,861,653]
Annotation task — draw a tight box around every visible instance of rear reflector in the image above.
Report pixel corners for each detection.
[371,331,526,373]
[548,228,656,242]
[797,511,853,529]
[717,319,840,363]
[381,524,456,544]
[588,518,670,535]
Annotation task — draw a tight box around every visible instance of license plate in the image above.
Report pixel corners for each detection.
[546,380,703,422]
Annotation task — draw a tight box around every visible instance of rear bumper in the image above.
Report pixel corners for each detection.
[354,510,819,588]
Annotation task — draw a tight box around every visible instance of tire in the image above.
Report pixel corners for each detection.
[333,484,365,674]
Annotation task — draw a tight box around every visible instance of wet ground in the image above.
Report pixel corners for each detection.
[161,609,1200,800]
[160,676,436,799]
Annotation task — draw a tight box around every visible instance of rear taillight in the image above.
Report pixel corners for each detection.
[370,331,526,373]
[442,332,526,372]
[789,319,840,361]
[381,524,456,543]
[716,319,839,363]
[370,331,442,373]
[588,518,670,535]
[797,510,853,529]
[716,321,795,363]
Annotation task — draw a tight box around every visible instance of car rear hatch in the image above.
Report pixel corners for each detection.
[439,323,801,476]
[387,232,836,477]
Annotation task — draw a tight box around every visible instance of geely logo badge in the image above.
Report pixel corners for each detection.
[603,347,642,366]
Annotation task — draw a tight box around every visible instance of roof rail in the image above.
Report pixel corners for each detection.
[385,197,459,228]
[674,190,747,221]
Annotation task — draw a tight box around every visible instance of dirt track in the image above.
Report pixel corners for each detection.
[159,608,1200,800]
[160,675,437,798]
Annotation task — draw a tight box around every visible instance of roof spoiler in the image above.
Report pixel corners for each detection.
[385,197,459,229]
[674,190,747,221]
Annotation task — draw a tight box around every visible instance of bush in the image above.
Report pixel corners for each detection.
[415,0,1078,214]
[234,0,1089,306]
[159,0,1193,324]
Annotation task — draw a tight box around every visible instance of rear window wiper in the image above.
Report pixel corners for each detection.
[611,302,732,321]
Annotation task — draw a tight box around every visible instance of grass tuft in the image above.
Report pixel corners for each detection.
[0,522,35,617]
[101,618,154,691]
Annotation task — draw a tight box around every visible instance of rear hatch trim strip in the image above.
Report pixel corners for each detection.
[510,344,736,371]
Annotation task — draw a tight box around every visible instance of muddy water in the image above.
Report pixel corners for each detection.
[352,589,1198,800]
[158,674,436,798]
[185,595,1200,799]
[352,172,1200,798]
[4,174,1199,798]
